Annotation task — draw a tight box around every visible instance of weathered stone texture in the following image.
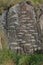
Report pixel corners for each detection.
[0,2,43,54]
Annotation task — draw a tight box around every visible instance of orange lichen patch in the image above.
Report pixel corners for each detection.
[1,60,16,65]
[5,60,15,65]
[0,30,7,49]
[0,37,2,50]
[39,62,43,65]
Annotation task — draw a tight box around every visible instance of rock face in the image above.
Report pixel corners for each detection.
[0,1,43,54]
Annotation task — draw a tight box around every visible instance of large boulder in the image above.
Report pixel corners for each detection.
[0,1,43,54]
